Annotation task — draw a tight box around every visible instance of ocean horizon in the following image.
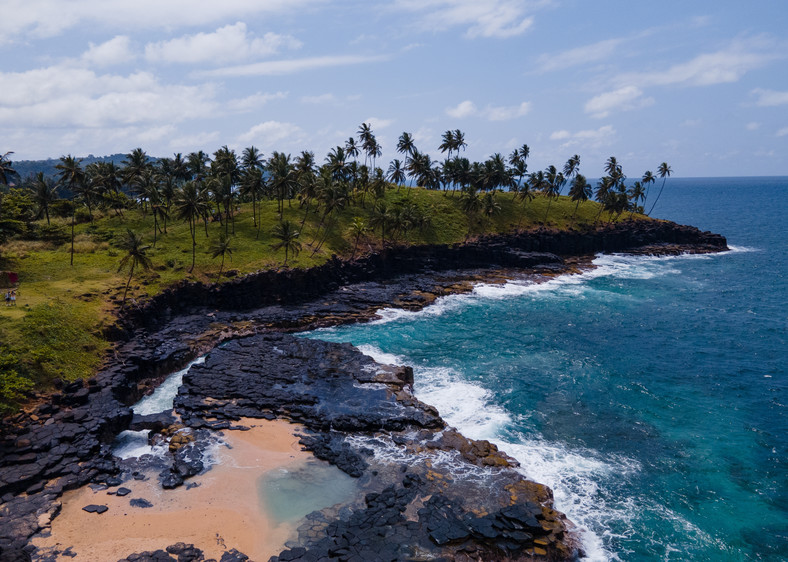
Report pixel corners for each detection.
[306,176,788,560]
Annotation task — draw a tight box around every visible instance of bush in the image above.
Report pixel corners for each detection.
[50,199,75,218]
[0,351,34,415]
[34,223,70,244]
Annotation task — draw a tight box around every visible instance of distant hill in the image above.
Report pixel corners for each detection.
[11,154,133,183]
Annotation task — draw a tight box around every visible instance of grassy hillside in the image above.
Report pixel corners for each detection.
[0,187,638,413]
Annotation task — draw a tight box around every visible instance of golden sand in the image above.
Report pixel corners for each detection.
[32,419,310,561]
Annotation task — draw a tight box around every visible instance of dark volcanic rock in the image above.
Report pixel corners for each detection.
[175,333,445,438]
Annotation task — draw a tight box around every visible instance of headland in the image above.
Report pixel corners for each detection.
[0,220,727,561]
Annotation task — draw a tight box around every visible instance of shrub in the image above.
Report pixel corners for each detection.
[0,351,34,415]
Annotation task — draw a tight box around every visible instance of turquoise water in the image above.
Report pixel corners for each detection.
[259,460,359,525]
[306,177,787,561]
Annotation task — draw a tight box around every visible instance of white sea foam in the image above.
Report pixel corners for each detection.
[370,293,468,325]
[133,355,206,415]
[726,244,759,253]
[113,429,169,460]
[113,355,206,459]
[356,344,511,440]
[358,343,631,560]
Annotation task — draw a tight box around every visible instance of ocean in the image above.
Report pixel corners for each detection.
[305,177,788,561]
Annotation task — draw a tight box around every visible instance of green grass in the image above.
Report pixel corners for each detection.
[0,188,643,413]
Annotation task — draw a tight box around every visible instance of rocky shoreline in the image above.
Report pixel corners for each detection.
[0,221,727,561]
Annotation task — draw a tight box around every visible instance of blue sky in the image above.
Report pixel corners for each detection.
[2,0,787,177]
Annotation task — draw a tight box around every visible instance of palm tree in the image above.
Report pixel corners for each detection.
[348,216,369,258]
[439,130,456,159]
[242,146,263,171]
[117,229,152,309]
[563,154,580,179]
[29,172,59,225]
[0,152,18,186]
[627,181,646,218]
[481,191,501,219]
[271,220,301,265]
[369,199,391,243]
[453,129,467,155]
[240,166,265,231]
[396,132,416,158]
[542,165,566,223]
[459,186,482,235]
[594,176,615,224]
[345,137,360,163]
[122,148,152,208]
[568,173,591,223]
[648,162,672,216]
[311,180,348,255]
[268,151,295,216]
[209,232,233,281]
[55,154,86,266]
[641,170,656,213]
[387,159,406,188]
[187,151,210,182]
[174,180,210,272]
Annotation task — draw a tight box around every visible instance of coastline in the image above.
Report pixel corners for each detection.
[0,220,728,561]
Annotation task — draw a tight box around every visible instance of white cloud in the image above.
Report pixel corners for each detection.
[484,101,531,121]
[446,100,530,120]
[614,37,781,90]
[145,23,301,65]
[549,125,616,149]
[301,94,337,104]
[535,38,623,73]
[585,85,654,118]
[746,122,760,131]
[751,88,788,107]
[0,64,216,129]
[81,36,135,66]
[198,54,387,77]
[777,127,788,137]
[393,0,537,39]
[169,131,221,151]
[0,0,320,43]
[237,121,306,150]
[364,117,394,130]
[446,100,477,118]
[227,91,287,113]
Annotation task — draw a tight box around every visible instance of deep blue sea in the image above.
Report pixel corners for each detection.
[306,177,787,561]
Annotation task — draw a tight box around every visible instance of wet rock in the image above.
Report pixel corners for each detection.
[81,504,108,514]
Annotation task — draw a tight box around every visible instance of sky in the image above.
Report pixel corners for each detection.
[2,0,787,177]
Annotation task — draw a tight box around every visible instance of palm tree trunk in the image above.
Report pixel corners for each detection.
[70,212,75,266]
[189,218,196,273]
[647,179,667,216]
[121,264,135,309]
[543,196,553,224]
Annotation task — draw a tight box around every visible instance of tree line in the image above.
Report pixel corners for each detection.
[0,129,672,273]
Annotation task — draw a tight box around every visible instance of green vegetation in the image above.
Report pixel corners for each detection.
[0,125,670,413]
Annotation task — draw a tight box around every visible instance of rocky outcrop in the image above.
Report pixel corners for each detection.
[175,333,579,561]
[113,221,727,336]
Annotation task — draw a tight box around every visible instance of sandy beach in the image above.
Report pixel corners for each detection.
[32,419,311,561]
